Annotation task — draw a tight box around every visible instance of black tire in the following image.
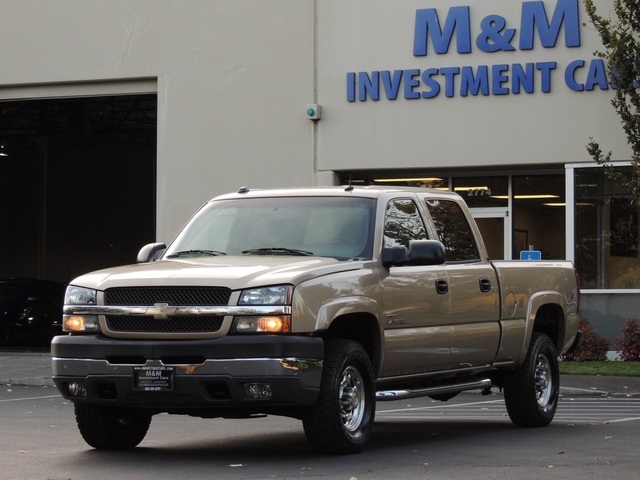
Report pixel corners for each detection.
[302,339,375,454]
[504,332,559,427]
[74,404,152,449]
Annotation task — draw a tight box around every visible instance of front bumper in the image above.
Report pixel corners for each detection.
[51,334,323,412]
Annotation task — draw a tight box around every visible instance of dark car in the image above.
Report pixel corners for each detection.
[0,278,66,346]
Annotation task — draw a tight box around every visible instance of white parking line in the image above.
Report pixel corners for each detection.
[376,396,640,424]
[377,398,504,414]
[608,417,640,423]
[0,394,61,403]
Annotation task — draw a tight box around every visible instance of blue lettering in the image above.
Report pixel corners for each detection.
[414,6,471,55]
[476,15,516,52]
[461,66,489,96]
[421,69,441,98]
[440,67,461,97]
[564,60,585,91]
[381,70,403,100]
[358,71,380,101]
[585,59,609,90]
[346,61,590,102]
[536,61,557,92]
[404,69,421,99]
[512,63,535,93]
[492,64,510,95]
[347,72,356,101]
[520,0,581,50]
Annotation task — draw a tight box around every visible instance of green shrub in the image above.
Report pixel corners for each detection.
[565,318,610,362]
[614,319,640,361]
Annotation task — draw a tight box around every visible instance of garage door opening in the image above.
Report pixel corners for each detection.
[0,94,157,283]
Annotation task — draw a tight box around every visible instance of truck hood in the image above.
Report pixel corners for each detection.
[69,256,365,291]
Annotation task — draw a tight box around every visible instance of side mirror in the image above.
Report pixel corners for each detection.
[381,240,446,267]
[137,243,167,263]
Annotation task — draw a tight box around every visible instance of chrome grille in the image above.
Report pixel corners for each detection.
[103,287,230,335]
[106,315,224,333]
[104,287,231,306]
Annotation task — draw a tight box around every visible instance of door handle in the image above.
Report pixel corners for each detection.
[479,278,492,293]
[435,279,449,295]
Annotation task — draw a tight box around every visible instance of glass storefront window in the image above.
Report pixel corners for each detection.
[365,176,448,190]
[513,175,565,260]
[575,167,639,289]
[452,176,508,208]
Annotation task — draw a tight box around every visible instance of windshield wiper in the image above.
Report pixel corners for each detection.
[166,249,227,258]
[242,247,314,256]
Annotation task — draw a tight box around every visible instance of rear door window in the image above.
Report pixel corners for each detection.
[425,199,479,262]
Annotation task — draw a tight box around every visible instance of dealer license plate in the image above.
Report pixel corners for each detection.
[133,366,174,392]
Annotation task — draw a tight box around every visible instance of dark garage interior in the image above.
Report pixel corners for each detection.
[0,94,157,284]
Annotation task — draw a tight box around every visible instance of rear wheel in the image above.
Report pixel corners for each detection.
[74,404,152,449]
[504,332,559,427]
[303,339,375,454]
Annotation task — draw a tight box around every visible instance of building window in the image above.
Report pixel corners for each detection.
[513,174,565,259]
[574,166,639,289]
[339,170,566,261]
[452,176,508,208]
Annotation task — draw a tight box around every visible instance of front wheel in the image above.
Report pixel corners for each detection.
[74,404,152,449]
[504,332,559,427]
[302,339,375,454]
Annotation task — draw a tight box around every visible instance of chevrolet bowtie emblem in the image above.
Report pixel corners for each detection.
[146,303,177,320]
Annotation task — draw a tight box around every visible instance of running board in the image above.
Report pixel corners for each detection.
[376,378,492,402]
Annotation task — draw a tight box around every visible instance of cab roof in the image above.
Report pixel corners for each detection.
[211,185,463,202]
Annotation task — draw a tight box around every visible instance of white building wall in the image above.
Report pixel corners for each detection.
[0,0,316,240]
[316,0,629,171]
[0,0,629,239]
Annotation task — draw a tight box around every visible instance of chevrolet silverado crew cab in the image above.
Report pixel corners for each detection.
[52,186,580,454]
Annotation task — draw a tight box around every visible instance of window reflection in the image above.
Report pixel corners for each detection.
[383,199,428,247]
[575,167,639,289]
[425,199,479,262]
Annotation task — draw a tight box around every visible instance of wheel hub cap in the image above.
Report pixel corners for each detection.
[339,366,365,432]
[534,354,553,409]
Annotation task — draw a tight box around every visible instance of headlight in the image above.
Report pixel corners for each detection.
[234,285,293,333]
[63,315,100,333]
[239,285,292,305]
[232,316,291,333]
[65,286,97,305]
[63,286,99,332]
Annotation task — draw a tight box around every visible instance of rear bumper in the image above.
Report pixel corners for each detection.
[51,334,323,412]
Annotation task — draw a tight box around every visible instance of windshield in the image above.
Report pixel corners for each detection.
[165,196,375,260]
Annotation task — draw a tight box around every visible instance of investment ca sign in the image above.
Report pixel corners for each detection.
[346,0,608,102]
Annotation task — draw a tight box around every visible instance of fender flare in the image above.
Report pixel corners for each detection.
[314,295,384,374]
[515,290,566,365]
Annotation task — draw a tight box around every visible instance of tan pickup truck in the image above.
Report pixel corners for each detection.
[52,186,580,454]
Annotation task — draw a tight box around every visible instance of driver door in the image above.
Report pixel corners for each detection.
[379,198,452,377]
